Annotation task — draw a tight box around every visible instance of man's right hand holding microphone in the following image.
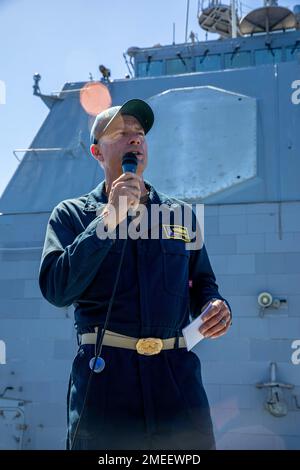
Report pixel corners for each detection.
[96,171,143,235]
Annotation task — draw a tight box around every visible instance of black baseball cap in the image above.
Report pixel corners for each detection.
[90,98,154,144]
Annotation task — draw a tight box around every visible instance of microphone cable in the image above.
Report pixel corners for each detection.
[70,236,128,450]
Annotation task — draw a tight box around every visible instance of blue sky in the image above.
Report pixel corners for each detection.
[0,0,296,197]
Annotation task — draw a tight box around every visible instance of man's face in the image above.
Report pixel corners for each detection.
[91,114,148,179]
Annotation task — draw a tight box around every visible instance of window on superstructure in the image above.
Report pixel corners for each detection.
[286,46,300,61]
[136,60,163,77]
[254,48,282,65]
[166,57,192,75]
[224,51,251,69]
[195,54,221,72]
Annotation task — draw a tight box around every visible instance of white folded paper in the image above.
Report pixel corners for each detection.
[182,302,213,351]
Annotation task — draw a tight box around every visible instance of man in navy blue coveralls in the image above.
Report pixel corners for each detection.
[39,99,232,450]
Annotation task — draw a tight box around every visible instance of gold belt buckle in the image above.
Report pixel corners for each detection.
[136,338,163,355]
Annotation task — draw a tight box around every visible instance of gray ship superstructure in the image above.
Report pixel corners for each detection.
[0,0,299,449]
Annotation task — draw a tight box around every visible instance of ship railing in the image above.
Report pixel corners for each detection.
[13,141,90,162]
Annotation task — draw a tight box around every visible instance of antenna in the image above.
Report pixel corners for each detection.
[198,1,241,38]
[240,1,296,35]
[231,0,237,38]
[185,0,190,43]
[173,22,176,45]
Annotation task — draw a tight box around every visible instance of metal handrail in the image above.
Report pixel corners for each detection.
[12,145,79,161]
[13,147,67,161]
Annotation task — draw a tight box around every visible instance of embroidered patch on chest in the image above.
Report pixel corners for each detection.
[162,224,191,242]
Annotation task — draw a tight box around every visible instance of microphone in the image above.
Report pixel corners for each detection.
[122,152,138,220]
[122,152,138,174]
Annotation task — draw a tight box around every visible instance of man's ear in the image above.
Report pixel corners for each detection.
[90,144,104,164]
[90,144,98,157]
